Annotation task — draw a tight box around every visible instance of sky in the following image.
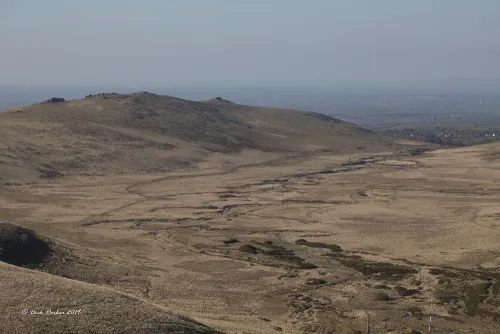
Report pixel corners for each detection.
[1,0,499,88]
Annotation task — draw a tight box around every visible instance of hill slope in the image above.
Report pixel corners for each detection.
[0,262,220,334]
[0,221,221,334]
[0,92,413,179]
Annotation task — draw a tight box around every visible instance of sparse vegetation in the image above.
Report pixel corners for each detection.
[40,97,65,104]
[295,238,342,252]
[372,292,390,301]
[239,244,259,254]
[38,168,62,179]
[2,92,500,333]
[394,286,419,297]
[329,253,418,281]
[223,238,240,245]
[305,278,327,285]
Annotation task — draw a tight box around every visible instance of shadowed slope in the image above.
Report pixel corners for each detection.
[0,223,51,267]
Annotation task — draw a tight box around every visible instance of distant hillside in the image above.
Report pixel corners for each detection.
[0,92,416,178]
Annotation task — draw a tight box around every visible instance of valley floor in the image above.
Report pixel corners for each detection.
[2,146,500,333]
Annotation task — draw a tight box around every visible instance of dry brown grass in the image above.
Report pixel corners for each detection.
[0,92,414,179]
[1,93,499,333]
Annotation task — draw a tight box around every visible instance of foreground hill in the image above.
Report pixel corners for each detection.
[0,222,221,334]
[0,92,416,180]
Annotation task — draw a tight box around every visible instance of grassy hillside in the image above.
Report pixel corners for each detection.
[0,92,415,179]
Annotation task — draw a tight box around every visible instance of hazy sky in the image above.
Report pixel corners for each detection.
[1,0,499,87]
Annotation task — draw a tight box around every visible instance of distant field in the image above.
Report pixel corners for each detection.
[372,121,500,131]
